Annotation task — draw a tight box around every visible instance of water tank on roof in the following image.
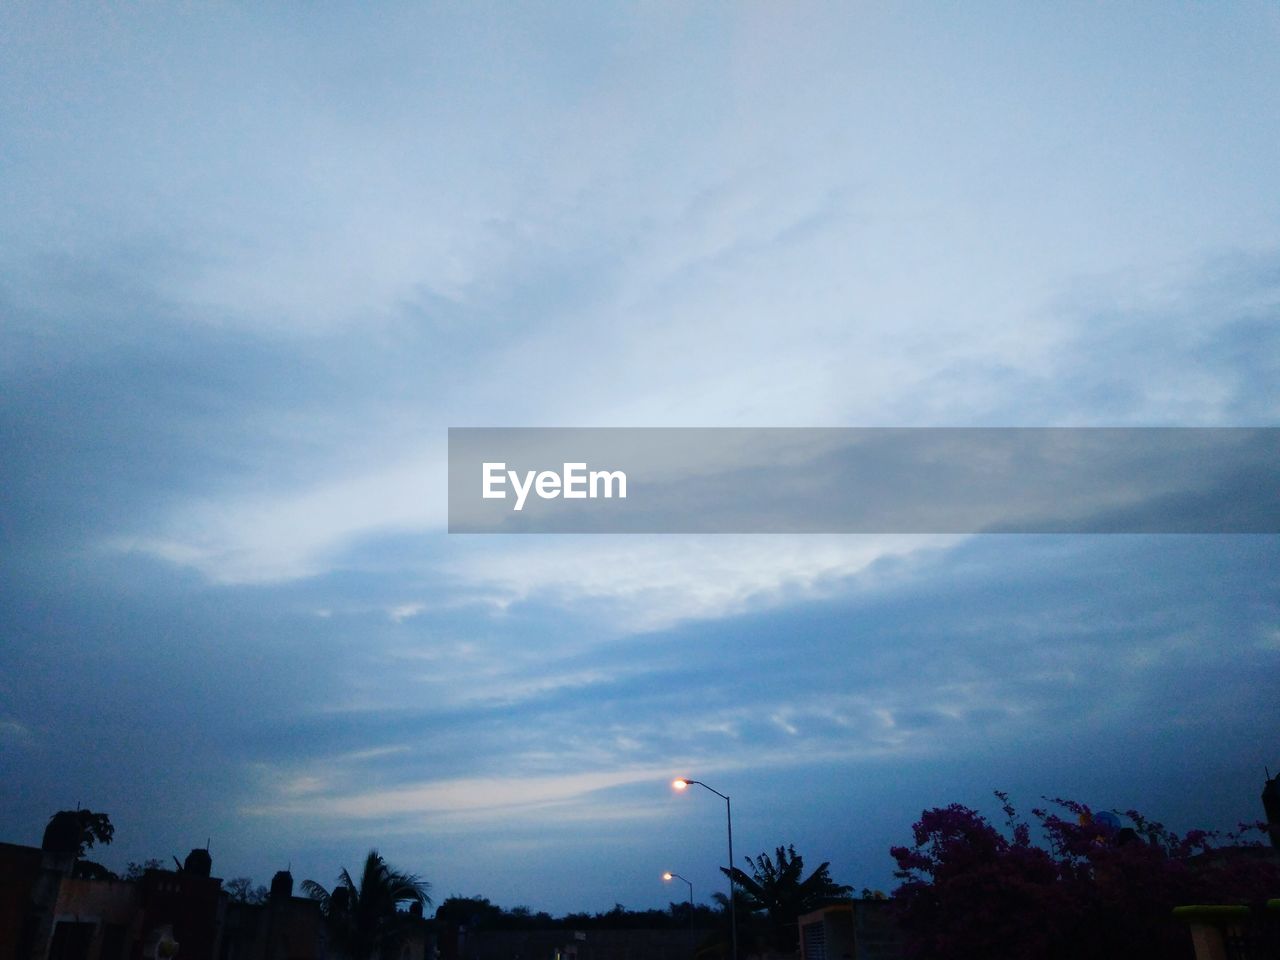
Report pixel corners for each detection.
[1264,771,1280,850]
[184,848,212,877]
[271,870,294,900]
[41,812,84,854]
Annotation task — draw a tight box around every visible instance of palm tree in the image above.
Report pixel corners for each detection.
[302,850,432,960]
[720,844,852,950]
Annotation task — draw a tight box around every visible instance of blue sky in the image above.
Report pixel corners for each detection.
[2,3,1278,913]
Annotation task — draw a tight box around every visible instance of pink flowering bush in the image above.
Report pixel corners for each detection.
[889,792,1278,960]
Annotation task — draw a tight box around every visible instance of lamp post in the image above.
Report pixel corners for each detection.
[673,778,736,960]
[662,872,695,933]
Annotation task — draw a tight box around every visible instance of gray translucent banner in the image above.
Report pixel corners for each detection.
[447,428,1278,533]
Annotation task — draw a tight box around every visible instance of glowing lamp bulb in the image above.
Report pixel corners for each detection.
[672,778,689,790]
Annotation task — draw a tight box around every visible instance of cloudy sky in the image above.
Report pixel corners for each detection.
[2,3,1278,913]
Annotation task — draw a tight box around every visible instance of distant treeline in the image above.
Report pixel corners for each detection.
[434,896,722,930]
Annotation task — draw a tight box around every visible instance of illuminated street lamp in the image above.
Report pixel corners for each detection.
[662,871,694,931]
[672,778,736,960]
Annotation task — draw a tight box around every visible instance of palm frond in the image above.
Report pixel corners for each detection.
[301,879,331,909]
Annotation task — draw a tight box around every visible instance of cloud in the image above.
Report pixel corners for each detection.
[0,720,34,746]
[248,766,677,825]
[437,534,958,632]
[27,245,1271,588]
[106,455,449,585]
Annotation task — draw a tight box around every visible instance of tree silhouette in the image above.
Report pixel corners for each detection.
[302,850,430,960]
[124,859,166,881]
[720,844,852,950]
[225,877,269,904]
[42,809,114,856]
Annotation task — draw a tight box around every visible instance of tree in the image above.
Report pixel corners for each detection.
[302,850,431,960]
[720,844,853,950]
[890,791,1280,960]
[225,877,269,904]
[42,810,114,856]
[434,895,505,928]
[124,859,165,881]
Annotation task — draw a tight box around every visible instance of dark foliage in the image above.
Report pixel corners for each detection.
[225,877,270,904]
[124,859,165,881]
[42,810,114,856]
[303,850,431,960]
[71,859,116,880]
[890,791,1280,960]
[719,844,853,950]
[434,896,720,931]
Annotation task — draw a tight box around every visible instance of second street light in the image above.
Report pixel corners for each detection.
[662,871,694,932]
[673,777,736,960]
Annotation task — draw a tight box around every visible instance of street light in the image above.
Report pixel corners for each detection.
[662,872,694,932]
[672,778,736,960]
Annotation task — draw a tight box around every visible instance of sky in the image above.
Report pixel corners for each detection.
[1,2,1278,915]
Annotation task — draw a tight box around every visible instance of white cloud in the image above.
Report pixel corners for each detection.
[247,766,676,824]
[107,453,448,584]
[0,720,34,745]
[442,534,959,632]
